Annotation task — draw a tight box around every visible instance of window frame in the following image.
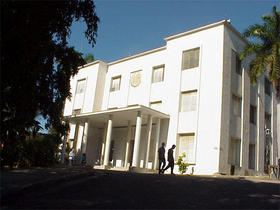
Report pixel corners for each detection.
[181,47,200,70]
[152,65,165,83]
[250,104,257,125]
[232,94,242,117]
[178,133,196,164]
[265,78,271,96]
[110,75,121,92]
[180,90,198,112]
[232,50,242,75]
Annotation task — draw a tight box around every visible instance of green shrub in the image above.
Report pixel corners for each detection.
[176,153,190,174]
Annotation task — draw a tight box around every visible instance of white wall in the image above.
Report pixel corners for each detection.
[165,25,225,175]
[103,49,166,110]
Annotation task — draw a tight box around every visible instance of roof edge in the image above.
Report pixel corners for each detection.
[78,59,107,69]
[108,46,166,66]
[164,20,228,41]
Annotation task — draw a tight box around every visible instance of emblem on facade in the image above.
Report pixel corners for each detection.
[130,71,141,87]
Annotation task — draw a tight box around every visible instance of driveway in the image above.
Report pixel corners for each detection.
[2,168,279,209]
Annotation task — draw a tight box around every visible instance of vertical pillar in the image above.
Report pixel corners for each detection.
[271,91,277,165]
[257,76,265,173]
[145,115,153,169]
[124,121,132,167]
[240,67,249,172]
[132,111,142,167]
[104,115,113,166]
[60,130,68,164]
[81,122,89,153]
[100,122,107,165]
[153,118,161,170]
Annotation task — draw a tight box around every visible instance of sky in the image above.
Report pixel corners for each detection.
[68,0,280,63]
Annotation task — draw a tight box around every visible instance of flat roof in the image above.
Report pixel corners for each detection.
[65,105,169,128]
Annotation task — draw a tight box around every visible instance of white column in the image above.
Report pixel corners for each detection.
[124,121,132,167]
[153,118,161,170]
[145,115,153,169]
[104,115,113,166]
[81,121,89,153]
[100,122,107,165]
[132,111,142,167]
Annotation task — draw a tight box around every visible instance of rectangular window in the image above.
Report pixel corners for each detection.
[232,94,242,117]
[152,66,164,83]
[229,138,241,166]
[73,79,86,110]
[76,79,86,94]
[265,78,271,96]
[248,144,255,169]
[250,105,256,124]
[182,48,200,70]
[110,76,121,92]
[150,101,162,112]
[178,134,195,163]
[180,91,197,112]
[265,113,271,129]
[232,50,242,75]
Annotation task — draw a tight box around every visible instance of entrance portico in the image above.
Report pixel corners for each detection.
[67,105,169,171]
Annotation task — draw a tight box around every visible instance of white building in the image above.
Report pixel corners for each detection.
[63,20,279,175]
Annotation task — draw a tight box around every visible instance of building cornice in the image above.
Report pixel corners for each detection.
[108,46,166,66]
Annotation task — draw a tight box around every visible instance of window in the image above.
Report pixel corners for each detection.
[232,50,242,75]
[73,79,86,110]
[182,48,200,70]
[232,94,242,117]
[180,91,197,112]
[178,134,195,163]
[110,76,121,92]
[250,105,256,124]
[150,101,162,112]
[76,79,86,94]
[228,138,241,166]
[248,144,255,169]
[265,113,271,129]
[265,78,271,96]
[152,66,164,83]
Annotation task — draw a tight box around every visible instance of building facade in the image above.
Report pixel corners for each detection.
[63,20,279,175]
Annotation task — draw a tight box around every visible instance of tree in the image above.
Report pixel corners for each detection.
[1,0,99,167]
[84,53,95,63]
[240,6,280,99]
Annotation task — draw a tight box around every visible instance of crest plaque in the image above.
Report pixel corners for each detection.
[130,71,141,87]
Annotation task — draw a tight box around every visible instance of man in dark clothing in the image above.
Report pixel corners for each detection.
[163,144,176,174]
[158,142,166,174]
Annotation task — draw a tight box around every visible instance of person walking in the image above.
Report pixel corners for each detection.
[158,142,166,174]
[163,144,176,175]
[69,149,75,167]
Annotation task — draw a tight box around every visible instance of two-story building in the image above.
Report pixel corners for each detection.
[62,20,279,175]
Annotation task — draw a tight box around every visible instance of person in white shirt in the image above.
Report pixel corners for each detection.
[69,149,75,166]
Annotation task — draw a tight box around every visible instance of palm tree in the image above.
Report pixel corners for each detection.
[240,6,280,99]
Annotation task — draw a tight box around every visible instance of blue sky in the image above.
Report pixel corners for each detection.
[68,0,279,63]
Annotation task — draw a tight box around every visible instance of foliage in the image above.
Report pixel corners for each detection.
[176,153,190,174]
[240,6,280,99]
[19,133,61,168]
[1,0,99,167]
[84,53,95,63]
